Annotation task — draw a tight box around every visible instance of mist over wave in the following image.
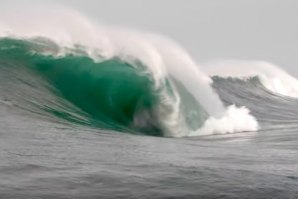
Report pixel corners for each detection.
[0,7,282,137]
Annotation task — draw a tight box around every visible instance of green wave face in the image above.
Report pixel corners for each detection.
[38,58,161,134]
[0,38,165,136]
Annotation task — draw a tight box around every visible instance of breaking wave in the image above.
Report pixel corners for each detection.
[4,8,289,137]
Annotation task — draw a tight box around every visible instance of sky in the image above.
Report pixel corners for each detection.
[2,0,298,76]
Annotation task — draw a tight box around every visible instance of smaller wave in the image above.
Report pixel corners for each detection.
[205,60,298,98]
[211,75,298,131]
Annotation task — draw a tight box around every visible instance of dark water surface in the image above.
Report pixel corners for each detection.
[1,102,298,198]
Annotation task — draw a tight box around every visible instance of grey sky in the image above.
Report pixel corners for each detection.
[3,0,298,76]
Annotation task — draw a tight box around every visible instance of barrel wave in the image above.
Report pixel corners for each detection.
[0,9,261,137]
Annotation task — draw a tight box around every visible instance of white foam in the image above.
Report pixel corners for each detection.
[0,6,259,137]
[190,105,259,136]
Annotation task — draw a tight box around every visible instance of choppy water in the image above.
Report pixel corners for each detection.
[1,100,298,198]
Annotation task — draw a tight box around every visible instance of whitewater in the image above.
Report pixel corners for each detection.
[0,7,298,199]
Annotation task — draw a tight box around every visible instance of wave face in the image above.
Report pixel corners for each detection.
[0,9,262,137]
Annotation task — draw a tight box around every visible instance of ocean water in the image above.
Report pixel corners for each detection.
[0,10,298,199]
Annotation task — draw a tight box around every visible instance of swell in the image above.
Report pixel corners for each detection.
[10,36,298,136]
